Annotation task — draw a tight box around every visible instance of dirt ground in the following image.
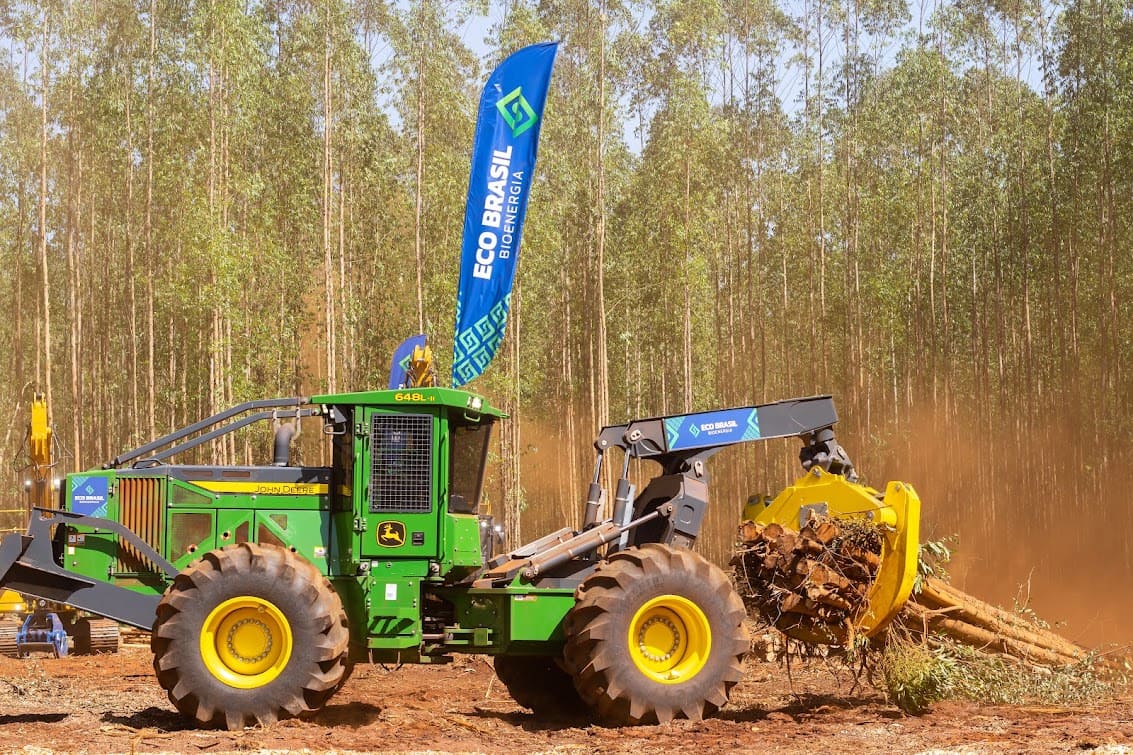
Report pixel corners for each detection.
[0,639,1130,754]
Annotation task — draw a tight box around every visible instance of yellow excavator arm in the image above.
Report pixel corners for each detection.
[28,393,52,470]
[1,394,54,618]
[26,393,56,510]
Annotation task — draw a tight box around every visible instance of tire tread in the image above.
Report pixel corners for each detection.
[151,543,349,729]
[563,544,748,726]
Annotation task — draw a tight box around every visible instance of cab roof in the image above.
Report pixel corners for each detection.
[309,386,506,419]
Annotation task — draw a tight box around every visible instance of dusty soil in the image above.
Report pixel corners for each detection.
[0,640,1130,754]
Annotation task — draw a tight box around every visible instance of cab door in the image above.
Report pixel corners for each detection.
[357,407,441,559]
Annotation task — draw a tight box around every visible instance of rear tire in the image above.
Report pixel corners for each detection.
[494,654,585,717]
[151,543,350,730]
[74,618,120,654]
[563,543,748,725]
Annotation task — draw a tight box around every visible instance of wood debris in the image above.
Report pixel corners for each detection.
[734,517,1100,668]
[732,516,881,644]
[907,577,1090,666]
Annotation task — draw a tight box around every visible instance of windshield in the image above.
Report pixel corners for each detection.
[450,419,492,512]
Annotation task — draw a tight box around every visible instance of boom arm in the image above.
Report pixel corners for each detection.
[28,394,52,470]
[22,393,58,511]
[586,395,857,548]
[595,395,852,467]
[478,395,862,586]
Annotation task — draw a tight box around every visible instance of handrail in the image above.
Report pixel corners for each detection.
[104,397,311,469]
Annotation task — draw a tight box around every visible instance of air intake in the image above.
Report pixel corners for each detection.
[117,477,165,573]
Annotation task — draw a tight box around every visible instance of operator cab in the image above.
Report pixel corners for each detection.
[314,387,504,581]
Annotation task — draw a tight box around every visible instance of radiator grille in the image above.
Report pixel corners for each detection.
[369,414,432,513]
[117,477,165,573]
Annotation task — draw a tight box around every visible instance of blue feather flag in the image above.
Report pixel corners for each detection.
[452,42,559,387]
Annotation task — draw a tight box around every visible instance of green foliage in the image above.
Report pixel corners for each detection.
[940,641,1113,706]
[914,535,955,593]
[879,635,1113,714]
[879,638,956,714]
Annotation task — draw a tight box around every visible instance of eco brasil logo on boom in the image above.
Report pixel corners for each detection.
[497,86,538,137]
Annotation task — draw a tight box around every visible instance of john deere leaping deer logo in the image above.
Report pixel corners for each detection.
[377,521,406,548]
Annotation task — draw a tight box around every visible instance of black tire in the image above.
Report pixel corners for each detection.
[494,654,586,717]
[74,618,120,654]
[151,543,350,730]
[333,656,356,693]
[563,543,748,725]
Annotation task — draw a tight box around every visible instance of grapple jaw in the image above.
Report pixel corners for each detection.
[739,469,921,645]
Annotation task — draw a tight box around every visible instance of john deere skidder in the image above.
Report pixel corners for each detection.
[0,387,919,728]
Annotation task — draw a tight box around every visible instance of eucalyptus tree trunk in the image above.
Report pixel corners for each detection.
[323,10,337,394]
[146,0,157,438]
[38,11,53,416]
[594,0,610,430]
[125,71,139,434]
[413,1,427,335]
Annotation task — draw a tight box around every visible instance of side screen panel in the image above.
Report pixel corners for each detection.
[369,413,433,513]
[360,410,438,559]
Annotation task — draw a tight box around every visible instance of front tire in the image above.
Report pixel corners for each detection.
[563,543,748,725]
[152,543,350,730]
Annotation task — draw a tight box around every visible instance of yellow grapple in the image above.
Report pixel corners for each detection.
[747,467,921,641]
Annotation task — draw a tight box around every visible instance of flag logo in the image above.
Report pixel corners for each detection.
[497,87,538,137]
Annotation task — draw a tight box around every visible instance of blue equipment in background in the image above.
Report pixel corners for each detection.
[16,608,69,657]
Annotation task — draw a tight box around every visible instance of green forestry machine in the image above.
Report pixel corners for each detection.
[0,384,919,728]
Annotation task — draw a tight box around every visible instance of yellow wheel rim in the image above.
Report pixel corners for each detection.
[200,596,292,689]
[628,595,711,684]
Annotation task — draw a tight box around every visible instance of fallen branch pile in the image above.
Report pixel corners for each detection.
[734,517,1095,667]
[732,518,882,644]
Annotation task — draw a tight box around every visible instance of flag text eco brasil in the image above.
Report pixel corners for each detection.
[472,146,524,281]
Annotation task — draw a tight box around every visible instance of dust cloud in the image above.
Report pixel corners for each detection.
[872,407,1133,649]
[512,407,1132,649]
